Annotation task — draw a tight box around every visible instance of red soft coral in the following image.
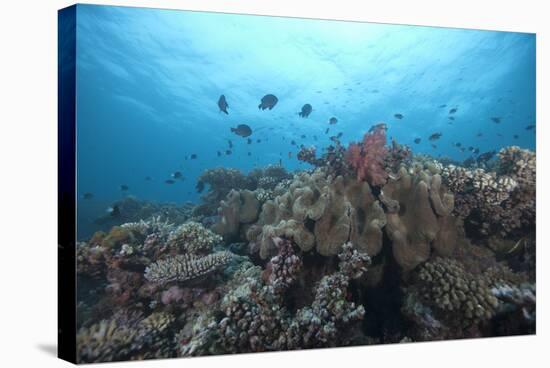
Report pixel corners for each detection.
[346,124,388,186]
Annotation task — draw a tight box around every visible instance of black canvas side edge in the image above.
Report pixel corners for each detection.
[58,4,77,364]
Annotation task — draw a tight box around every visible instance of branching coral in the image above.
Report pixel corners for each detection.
[265,237,303,294]
[346,124,388,186]
[177,243,370,355]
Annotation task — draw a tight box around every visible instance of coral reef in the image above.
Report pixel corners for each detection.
[177,242,370,355]
[91,196,194,237]
[441,146,535,238]
[76,136,535,362]
[195,165,292,216]
[76,310,177,363]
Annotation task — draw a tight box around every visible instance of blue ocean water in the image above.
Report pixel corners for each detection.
[75,5,535,239]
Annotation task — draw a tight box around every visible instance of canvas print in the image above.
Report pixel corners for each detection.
[61,4,536,364]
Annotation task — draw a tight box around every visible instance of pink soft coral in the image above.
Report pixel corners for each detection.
[346,124,388,186]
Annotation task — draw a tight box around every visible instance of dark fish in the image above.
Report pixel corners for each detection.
[431,144,437,149]
[329,117,338,125]
[258,94,278,110]
[301,134,306,139]
[455,142,462,147]
[165,179,175,184]
[230,124,252,137]
[83,192,94,200]
[291,140,296,145]
[145,176,152,181]
[513,134,519,139]
[394,113,404,119]
[228,140,233,148]
[313,135,318,141]
[449,116,455,121]
[468,146,474,151]
[473,148,480,154]
[298,104,313,118]
[429,133,442,141]
[414,138,421,144]
[172,171,182,179]
[190,154,197,159]
[439,104,447,108]
[476,133,483,137]
[449,108,457,114]
[256,139,261,143]
[226,150,232,155]
[337,132,343,138]
[247,138,252,144]
[120,185,129,191]
[217,151,222,157]
[217,95,229,114]
[247,152,251,156]
[325,128,329,134]
[371,89,379,93]
[491,117,501,124]
[525,124,535,130]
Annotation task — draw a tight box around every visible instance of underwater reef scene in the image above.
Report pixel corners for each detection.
[74,5,535,364]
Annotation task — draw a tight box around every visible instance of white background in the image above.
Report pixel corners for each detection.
[0,0,547,367]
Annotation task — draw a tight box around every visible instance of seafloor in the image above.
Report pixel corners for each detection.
[76,126,535,363]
